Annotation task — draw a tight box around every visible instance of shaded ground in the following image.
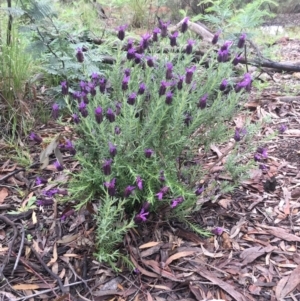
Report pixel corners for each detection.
[1,29,300,301]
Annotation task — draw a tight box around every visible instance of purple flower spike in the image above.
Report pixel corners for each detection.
[99,78,106,94]
[254,153,262,162]
[115,126,121,135]
[138,83,146,95]
[237,33,247,48]
[124,185,135,197]
[106,108,115,122]
[126,38,134,50]
[53,160,64,172]
[212,227,224,236]
[81,92,89,104]
[152,27,161,42]
[181,17,189,33]
[72,113,80,124]
[155,186,169,200]
[259,164,269,170]
[76,48,84,63]
[88,82,97,96]
[61,81,68,95]
[166,62,173,80]
[217,49,229,63]
[165,91,173,105]
[127,92,137,105]
[52,103,60,120]
[104,178,116,196]
[72,91,81,102]
[35,177,48,186]
[159,20,170,38]
[109,142,117,157]
[159,80,168,96]
[212,30,221,45]
[195,186,204,196]
[29,132,43,144]
[65,139,76,156]
[159,170,165,182]
[184,112,193,126]
[186,39,195,54]
[95,107,103,124]
[134,208,149,223]
[197,94,208,109]
[36,199,54,207]
[144,149,154,158]
[127,48,136,60]
[146,56,155,67]
[136,176,143,190]
[278,124,287,134]
[141,33,151,50]
[234,127,247,142]
[43,189,59,197]
[219,79,228,91]
[124,68,131,77]
[169,31,179,47]
[257,147,268,159]
[134,53,143,64]
[235,73,252,93]
[61,209,75,221]
[185,66,196,84]
[79,101,88,118]
[171,196,184,208]
[117,24,128,41]
[91,72,100,83]
[177,75,184,90]
[233,54,242,66]
[103,159,113,176]
[115,102,122,115]
[122,75,130,91]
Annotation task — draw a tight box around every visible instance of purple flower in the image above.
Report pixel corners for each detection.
[237,33,246,48]
[159,170,165,182]
[65,139,76,155]
[127,92,137,105]
[72,91,82,102]
[134,53,143,64]
[217,49,229,63]
[159,80,168,96]
[186,39,195,54]
[155,186,169,200]
[195,187,204,196]
[169,31,179,47]
[52,103,60,120]
[104,178,116,196]
[36,199,54,206]
[219,79,228,91]
[257,147,268,159]
[159,20,170,38]
[221,40,232,50]
[152,27,161,42]
[122,75,130,91]
[138,83,146,95]
[146,56,155,67]
[106,108,115,122]
[124,68,131,77]
[81,92,89,104]
[259,164,269,170]
[165,91,173,105]
[197,94,208,109]
[181,17,189,33]
[103,159,113,176]
[185,66,196,84]
[278,124,287,133]
[43,189,59,197]
[35,177,48,186]
[141,33,151,50]
[88,82,97,96]
[80,80,87,92]
[115,126,121,135]
[126,38,134,50]
[76,48,84,62]
[235,73,252,92]
[171,196,184,208]
[117,24,128,41]
[72,113,80,124]
[124,185,135,197]
[233,54,242,66]
[234,127,247,142]
[99,78,106,93]
[115,102,122,115]
[109,142,117,157]
[136,176,143,190]
[61,209,75,221]
[53,160,64,171]
[184,112,192,126]
[211,227,224,236]
[212,30,221,45]
[95,106,103,124]
[134,207,149,223]
[91,72,100,83]
[166,62,173,80]
[61,81,68,95]
[29,132,43,144]
[254,153,262,162]
[79,101,88,118]
[177,75,184,90]
[144,149,154,158]
[127,48,136,60]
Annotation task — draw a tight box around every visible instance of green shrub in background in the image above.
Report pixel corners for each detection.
[52,19,260,269]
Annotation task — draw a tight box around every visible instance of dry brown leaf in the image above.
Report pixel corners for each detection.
[57,234,79,244]
[282,187,291,215]
[165,251,195,266]
[0,291,17,301]
[278,265,300,299]
[47,243,58,266]
[240,245,276,266]
[12,283,55,290]
[210,144,223,158]
[201,245,223,258]
[146,291,154,301]
[139,241,162,249]
[32,211,37,225]
[0,188,9,203]
[147,284,171,291]
[257,224,300,242]
[130,256,158,278]
[291,187,300,198]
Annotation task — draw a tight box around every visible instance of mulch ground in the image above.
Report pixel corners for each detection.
[1,34,300,301]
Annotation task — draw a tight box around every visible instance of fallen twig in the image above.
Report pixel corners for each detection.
[12,223,25,275]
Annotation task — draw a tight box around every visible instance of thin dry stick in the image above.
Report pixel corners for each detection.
[12,223,25,275]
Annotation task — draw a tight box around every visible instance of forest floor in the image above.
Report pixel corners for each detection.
[1,20,300,301]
